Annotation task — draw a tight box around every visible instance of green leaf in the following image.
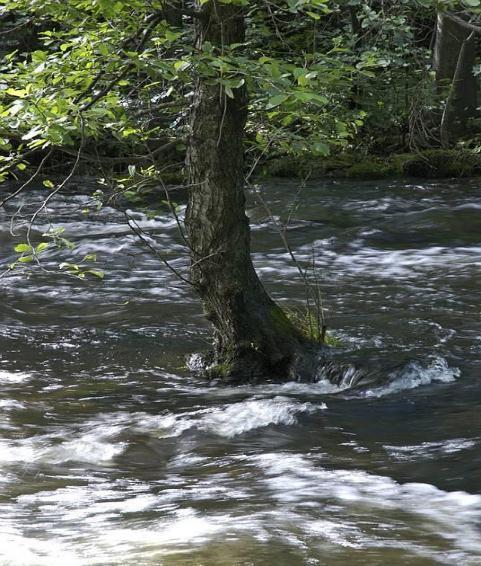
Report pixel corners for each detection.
[14,243,32,253]
[22,127,43,141]
[60,262,79,271]
[5,88,27,98]
[36,242,49,252]
[266,94,289,109]
[86,269,104,279]
[174,60,189,72]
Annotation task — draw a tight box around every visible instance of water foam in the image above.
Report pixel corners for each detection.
[255,452,481,557]
[198,396,323,437]
[0,370,31,384]
[0,425,126,467]
[187,356,459,400]
[0,532,83,566]
[360,356,460,398]
[1,451,481,564]
[385,438,478,461]
[298,242,481,280]
[0,397,325,473]
[132,396,326,439]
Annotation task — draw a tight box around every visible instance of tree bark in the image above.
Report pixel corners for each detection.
[185,1,307,382]
[433,13,478,146]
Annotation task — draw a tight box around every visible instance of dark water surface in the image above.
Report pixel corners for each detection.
[0,178,480,565]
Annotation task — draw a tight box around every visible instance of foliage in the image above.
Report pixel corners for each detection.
[1,0,480,183]
[0,0,394,183]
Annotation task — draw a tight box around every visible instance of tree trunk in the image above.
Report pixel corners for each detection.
[433,13,477,146]
[162,0,183,28]
[185,1,307,382]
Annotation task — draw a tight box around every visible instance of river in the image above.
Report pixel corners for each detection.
[0,178,480,564]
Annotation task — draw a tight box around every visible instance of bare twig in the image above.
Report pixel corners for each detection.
[142,142,193,252]
[0,18,32,35]
[25,117,85,257]
[251,175,326,334]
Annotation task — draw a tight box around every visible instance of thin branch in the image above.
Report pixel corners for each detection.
[0,148,53,209]
[142,141,193,253]
[124,211,192,286]
[190,251,219,269]
[25,117,85,252]
[253,185,307,284]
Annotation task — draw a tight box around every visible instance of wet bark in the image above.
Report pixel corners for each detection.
[433,13,478,146]
[185,1,308,382]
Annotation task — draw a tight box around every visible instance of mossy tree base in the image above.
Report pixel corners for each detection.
[187,343,367,386]
[187,342,316,385]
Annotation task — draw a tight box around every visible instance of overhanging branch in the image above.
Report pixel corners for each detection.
[445,12,481,34]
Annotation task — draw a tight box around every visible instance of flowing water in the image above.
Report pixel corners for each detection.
[0,178,480,565]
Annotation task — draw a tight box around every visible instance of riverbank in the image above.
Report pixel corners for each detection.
[259,148,481,180]
[4,149,481,208]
